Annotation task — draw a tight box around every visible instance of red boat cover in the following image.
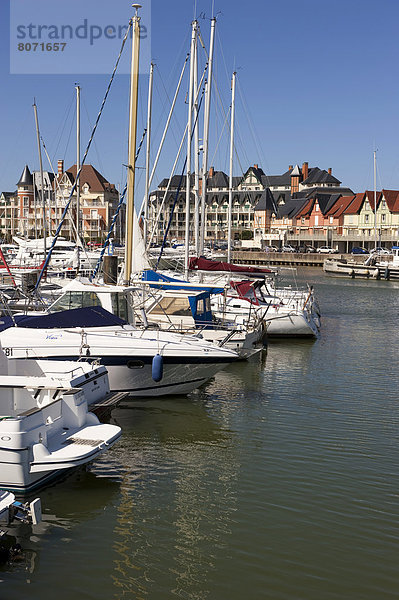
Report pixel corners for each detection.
[230,280,260,305]
[189,257,272,274]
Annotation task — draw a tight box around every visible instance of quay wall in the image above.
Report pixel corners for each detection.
[231,251,365,268]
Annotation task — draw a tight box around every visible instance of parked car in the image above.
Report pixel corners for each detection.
[317,246,339,254]
[297,245,317,253]
[280,245,296,253]
[370,247,390,255]
[350,247,369,254]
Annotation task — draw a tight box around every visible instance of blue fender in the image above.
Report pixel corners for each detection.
[152,353,164,382]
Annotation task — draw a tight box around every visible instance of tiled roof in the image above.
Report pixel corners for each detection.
[344,192,365,214]
[294,198,314,218]
[364,190,382,209]
[293,186,354,199]
[382,189,399,212]
[261,169,292,188]
[60,164,117,193]
[325,195,356,217]
[302,167,341,186]
[276,198,309,219]
[253,188,277,212]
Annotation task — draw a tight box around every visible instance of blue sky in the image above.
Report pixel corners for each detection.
[1,0,399,202]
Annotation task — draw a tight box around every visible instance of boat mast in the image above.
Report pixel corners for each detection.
[199,16,216,255]
[33,99,46,256]
[124,3,141,284]
[144,62,154,246]
[76,84,81,246]
[227,72,236,264]
[193,31,200,254]
[374,149,377,249]
[184,20,197,280]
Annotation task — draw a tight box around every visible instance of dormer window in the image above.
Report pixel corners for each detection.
[82,183,90,194]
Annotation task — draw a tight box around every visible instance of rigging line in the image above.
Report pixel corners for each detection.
[89,129,147,281]
[82,95,105,175]
[146,62,208,240]
[147,124,188,248]
[236,78,269,174]
[62,103,76,164]
[140,54,202,218]
[40,136,76,239]
[154,64,184,145]
[209,106,231,167]
[155,88,205,271]
[50,91,75,164]
[143,54,189,201]
[41,136,89,251]
[89,128,147,282]
[34,18,133,291]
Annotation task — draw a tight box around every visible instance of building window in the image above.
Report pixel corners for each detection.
[381,213,386,222]
[23,196,29,206]
[301,217,305,224]
[365,214,369,223]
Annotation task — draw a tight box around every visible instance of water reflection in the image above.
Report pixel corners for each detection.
[107,396,241,599]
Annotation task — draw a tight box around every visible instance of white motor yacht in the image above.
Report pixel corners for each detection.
[0,305,238,397]
[0,346,121,492]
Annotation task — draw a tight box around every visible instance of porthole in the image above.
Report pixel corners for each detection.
[127,360,145,369]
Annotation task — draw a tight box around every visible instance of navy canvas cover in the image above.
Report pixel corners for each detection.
[0,306,127,330]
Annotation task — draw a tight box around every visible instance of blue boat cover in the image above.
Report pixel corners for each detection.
[142,269,224,294]
[0,307,127,330]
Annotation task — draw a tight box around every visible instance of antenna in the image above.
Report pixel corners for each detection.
[132,3,141,16]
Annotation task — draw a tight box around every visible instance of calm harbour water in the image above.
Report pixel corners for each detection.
[2,268,399,600]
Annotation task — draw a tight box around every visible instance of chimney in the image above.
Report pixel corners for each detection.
[328,167,332,175]
[302,162,309,180]
[254,164,258,169]
[289,165,293,171]
[58,159,64,175]
[209,166,214,178]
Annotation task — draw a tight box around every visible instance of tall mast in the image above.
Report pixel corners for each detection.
[184,20,197,280]
[199,16,216,254]
[124,4,141,284]
[76,84,81,245]
[144,62,154,245]
[374,149,377,249]
[33,99,46,256]
[193,31,200,254]
[227,72,236,264]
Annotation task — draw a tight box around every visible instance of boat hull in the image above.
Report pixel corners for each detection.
[0,326,237,397]
[324,258,399,280]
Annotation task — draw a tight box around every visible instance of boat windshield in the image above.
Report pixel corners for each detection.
[49,291,101,312]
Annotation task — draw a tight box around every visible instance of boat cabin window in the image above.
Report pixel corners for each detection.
[150,296,192,316]
[49,291,101,312]
[197,297,211,315]
[110,292,129,321]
